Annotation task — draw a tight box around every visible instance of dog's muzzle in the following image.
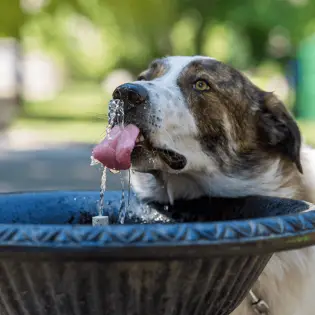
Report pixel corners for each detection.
[95,82,187,172]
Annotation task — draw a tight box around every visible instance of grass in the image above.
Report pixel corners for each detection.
[10,82,109,144]
[13,118,107,144]
[21,82,109,122]
[10,82,315,146]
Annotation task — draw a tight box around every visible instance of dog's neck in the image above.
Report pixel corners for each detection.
[131,159,304,205]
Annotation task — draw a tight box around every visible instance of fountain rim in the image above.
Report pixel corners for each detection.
[0,190,314,259]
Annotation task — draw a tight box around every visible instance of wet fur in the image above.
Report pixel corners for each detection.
[127,56,315,315]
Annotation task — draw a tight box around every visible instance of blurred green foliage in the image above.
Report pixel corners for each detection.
[0,0,25,38]
[1,0,314,80]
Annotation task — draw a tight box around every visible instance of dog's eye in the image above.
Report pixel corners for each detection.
[193,80,210,91]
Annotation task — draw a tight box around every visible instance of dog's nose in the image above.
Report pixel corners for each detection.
[113,83,148,108]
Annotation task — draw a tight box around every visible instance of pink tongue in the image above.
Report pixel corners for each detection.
[92,124,140,170]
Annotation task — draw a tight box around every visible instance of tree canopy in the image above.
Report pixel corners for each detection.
[1,0,315,79]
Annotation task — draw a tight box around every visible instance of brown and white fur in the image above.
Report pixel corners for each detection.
[115,56,315,315]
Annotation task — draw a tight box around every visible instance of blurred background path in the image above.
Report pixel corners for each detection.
[0,131,122,192]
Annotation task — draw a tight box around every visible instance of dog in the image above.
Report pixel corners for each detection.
[93,56,315,315]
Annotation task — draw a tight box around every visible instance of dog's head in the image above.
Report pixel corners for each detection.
[93,56,303,202]
[111,56,302,176]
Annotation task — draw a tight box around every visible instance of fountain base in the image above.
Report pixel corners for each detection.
[0,190,313,315]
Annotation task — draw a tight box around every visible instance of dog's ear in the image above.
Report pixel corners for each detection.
[258,92,303,174]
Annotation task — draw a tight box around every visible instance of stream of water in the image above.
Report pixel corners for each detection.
[91,99,130,223]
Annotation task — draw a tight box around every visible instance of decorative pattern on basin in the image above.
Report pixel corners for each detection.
[0,191,313,315]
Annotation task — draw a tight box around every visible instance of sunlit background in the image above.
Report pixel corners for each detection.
[0,0,314,192]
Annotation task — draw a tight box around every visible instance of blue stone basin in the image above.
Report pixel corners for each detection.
[0,190,314,315]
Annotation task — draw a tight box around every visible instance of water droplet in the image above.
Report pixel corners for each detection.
[90,156,100,166]
[107,99,125,138]
[109,169,120,174]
